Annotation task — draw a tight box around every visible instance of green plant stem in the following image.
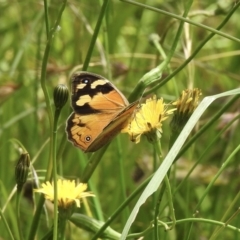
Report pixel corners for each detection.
[194,144,240,212]
[129,0,193,101]
[43,0,49,37]
[16,191,23,240]
[102,0,111,78]
[91,174,152,240]
[175,94,240,162]
[58,216,67,240]
[0,207,15,240]
[186,143,240,238]
[151,2,195,236]
[70,213,121,239]
[81,144,109,182]
[80,0,110,185]
[150,34,178,95]
[117,138,130,223]
[153,140,176,238]
[145,1,240,94]
[82,0,110,71]
[153,144,160,239]
[126,217,240,239]
[9,12,43,78]
[52,109,62,240]
[210,199,240,240]
[125,4,145,80]
[120,0,240,44]
[27,196,45,240]
[173,114,240,197]
[27,1,67,240]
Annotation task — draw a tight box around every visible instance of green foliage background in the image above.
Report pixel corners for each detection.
[1,0,240,239]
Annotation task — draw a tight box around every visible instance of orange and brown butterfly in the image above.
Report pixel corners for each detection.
[66,71,139,152]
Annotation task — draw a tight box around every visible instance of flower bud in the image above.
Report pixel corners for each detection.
[53,84,69,110]
[149,33,160,46]
[15,152,30,191]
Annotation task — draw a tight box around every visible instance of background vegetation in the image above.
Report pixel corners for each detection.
[1,0,240,239]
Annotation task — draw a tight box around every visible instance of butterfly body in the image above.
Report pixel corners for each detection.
[66,72,138,152]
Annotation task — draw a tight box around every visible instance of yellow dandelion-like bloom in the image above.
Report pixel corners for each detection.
[34,179,94,209]
[122,95,175,143]
[171,88,202,132]
[172,88,201,115]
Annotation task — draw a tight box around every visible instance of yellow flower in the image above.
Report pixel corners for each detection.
[171,89,202,132]
[122,95,175,143]
[172,88,201,115]
[34,179,94,209]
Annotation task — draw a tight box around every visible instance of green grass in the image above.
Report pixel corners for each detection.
[1,0,240,239]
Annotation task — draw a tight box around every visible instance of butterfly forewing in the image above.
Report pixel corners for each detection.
[71,72,129,114]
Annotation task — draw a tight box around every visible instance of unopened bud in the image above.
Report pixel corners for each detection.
[15,152,30,191]
[53,84,69,110]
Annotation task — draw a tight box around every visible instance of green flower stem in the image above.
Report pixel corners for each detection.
[57,216,67,240]
[120,0,240,44]
[52,109,62,240]
[153,145,159,239]
[153,140,176,239]
[41,0,67,181]
[41,211,68,240]
[82,0,110,71]
[28,196,45,240]
[150,1,195,235]
[52,84,69,239]
[0,207,15,240]
[27,1,67,240]
[14,149,30,240]
[9,139,27,153]
[16,192,23,240]
[146,1,240,94]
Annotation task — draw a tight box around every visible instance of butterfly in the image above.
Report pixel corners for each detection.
[66,71,139,153]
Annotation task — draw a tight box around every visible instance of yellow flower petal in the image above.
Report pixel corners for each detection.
[122,95,175,143]
[34,179,94,209]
